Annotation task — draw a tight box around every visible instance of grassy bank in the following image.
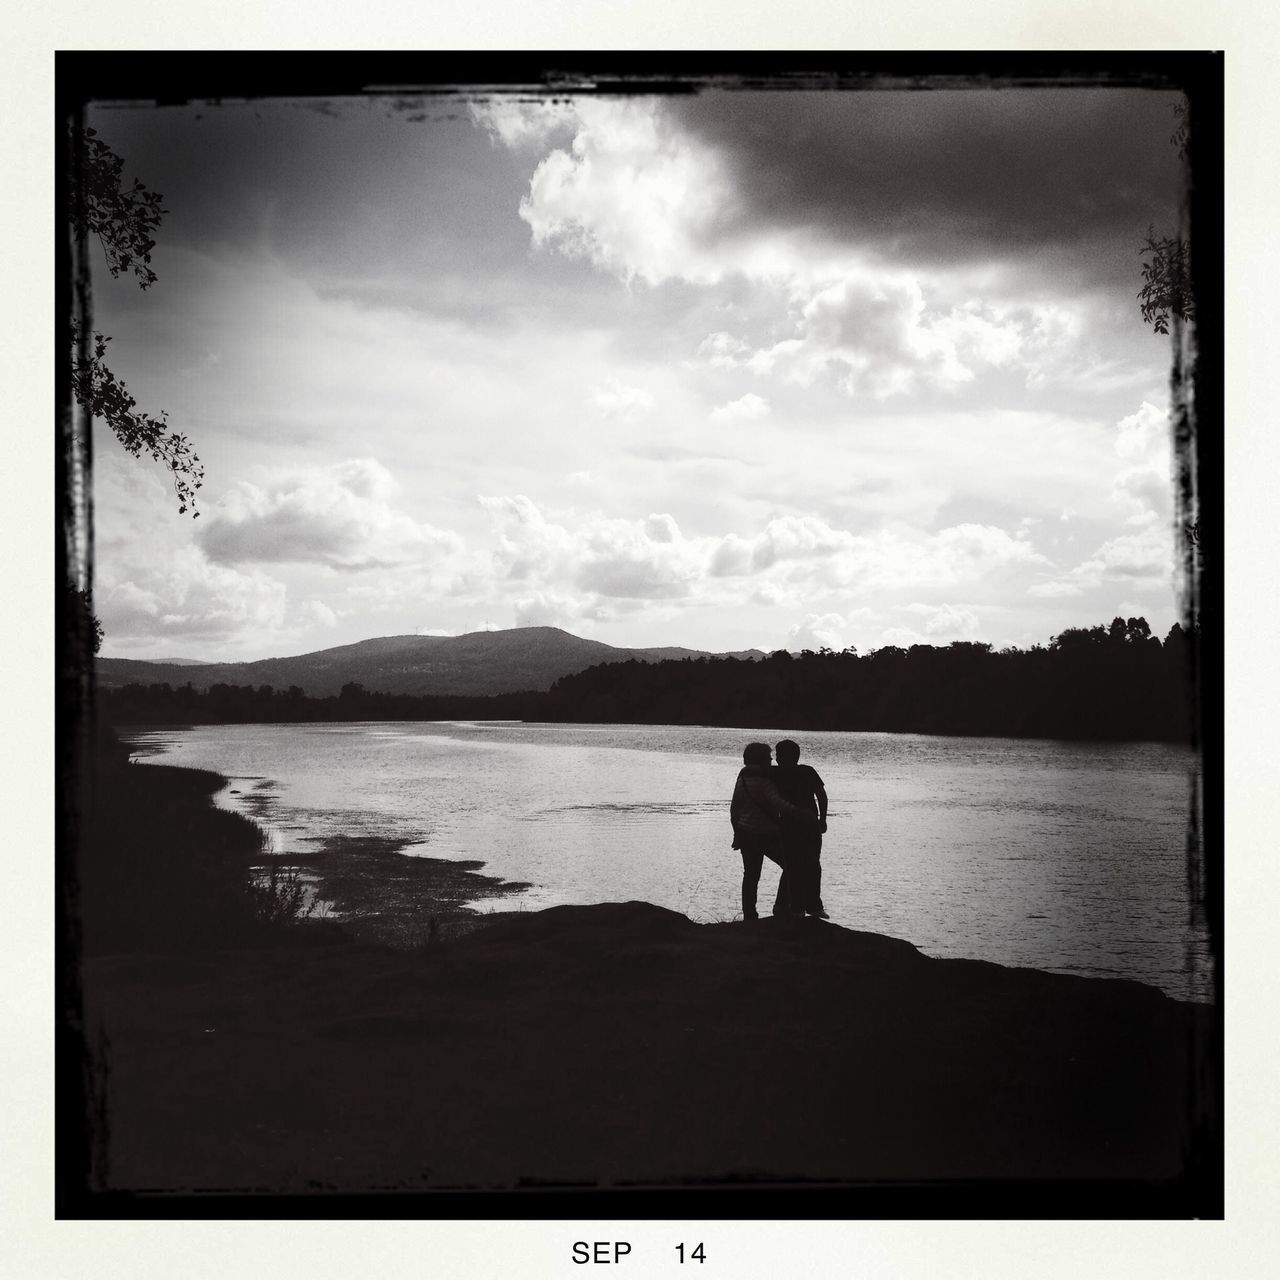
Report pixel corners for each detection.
[76,740,292,956]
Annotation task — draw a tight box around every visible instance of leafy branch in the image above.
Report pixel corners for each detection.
[70,321,204,514]
[1137,102,1193,337]
[70,128,202,515]
[1138,225,1193,337]
[76,127,167,289]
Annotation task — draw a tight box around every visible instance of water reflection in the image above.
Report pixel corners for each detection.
[123,721,1211,1002]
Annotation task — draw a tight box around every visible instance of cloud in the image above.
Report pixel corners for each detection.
[1111,400,1173,520]
[698,331,753,369]
[787,612,850,652]
[749,515,854,570]
[926,524,1049,580]
[298,599,339,629]
[469,98,577,150]
[476,496,1050,632]
[517,98,743,288]
[493,89,1184,299]
[1029,520,1176,599]
[1074,524,1177,586]
[92,453,288,651]
[495,95,1170,401]
[745,273,998,397]
[88,97,1183,662]
[511,590,579,628]
[904,602,981,638]
[1115,400,1169,461]
[592,379,654,421]
[878,628,930,649]
[709,393,770,423]
[643,513,679,543]
[1027,579,1084,599]
[876,608,985,649]
[669,88,1185,282]
[1026,402,1176,598]
[712,517,1047,591]
[479,493,575,583]
[707,280,1096,401]
[709,533,753,578]
[99,544,289,646]
[511,101,1020,396]
[483,496,707,602]
[199,458,463,571]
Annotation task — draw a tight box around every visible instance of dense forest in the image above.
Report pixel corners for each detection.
[100,617,1197,744]
[540,617,1196,743]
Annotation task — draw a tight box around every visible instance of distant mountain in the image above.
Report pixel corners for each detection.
[97,627,765,698]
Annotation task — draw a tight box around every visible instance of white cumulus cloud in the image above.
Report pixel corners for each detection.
[497,97,1088,400]
[517,98,741,287]
[710,393,771,423]
[787,613,850,652]
[199,458,463,572]
[1112,400,1173,522]
[99,544,289,646]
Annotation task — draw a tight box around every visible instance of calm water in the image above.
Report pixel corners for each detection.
[123,721,1213,1003]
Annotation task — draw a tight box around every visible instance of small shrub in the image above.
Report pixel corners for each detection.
[246,861,313,928]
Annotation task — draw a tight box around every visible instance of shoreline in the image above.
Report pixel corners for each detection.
[114,724,1212,1001]
[119,730,538,948]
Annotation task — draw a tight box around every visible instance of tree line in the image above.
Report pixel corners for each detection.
[100,617,1196,744]
[538,617,1196,743]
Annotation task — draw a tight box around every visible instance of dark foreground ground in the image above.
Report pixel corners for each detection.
[78,900,1216,1201]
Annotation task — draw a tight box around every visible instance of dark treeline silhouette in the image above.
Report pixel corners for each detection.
[101,617,1195,744]
[538,617,1196,743]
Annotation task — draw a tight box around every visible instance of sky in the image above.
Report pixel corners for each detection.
[86,86,1188,660]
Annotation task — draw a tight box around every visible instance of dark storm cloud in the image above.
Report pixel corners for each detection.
[87,101,534,286]
[671,89,1186,285]
[88,99,649,337]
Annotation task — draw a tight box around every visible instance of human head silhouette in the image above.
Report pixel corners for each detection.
[775,739,800,766]
[742,742,772,767]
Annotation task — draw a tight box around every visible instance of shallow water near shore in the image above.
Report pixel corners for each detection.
[122,721,1212,1002]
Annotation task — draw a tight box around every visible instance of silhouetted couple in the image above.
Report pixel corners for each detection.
[730,739,829,921]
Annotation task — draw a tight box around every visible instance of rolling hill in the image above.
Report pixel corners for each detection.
[96,627,764,698]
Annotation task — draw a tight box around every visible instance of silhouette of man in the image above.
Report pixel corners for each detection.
[729,742,811,920]
[773,739,829,918]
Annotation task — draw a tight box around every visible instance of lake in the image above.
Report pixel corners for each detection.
[121,721,1213,1003]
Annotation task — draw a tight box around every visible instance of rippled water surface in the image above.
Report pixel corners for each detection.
[124,721,1212,1002]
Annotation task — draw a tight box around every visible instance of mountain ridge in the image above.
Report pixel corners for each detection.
[97,625,766,698]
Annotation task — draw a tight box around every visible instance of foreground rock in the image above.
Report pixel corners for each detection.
[79,902,1214,1194]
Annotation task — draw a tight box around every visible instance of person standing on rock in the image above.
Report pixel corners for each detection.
[729,742,813,920]
[772,738,829,919]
